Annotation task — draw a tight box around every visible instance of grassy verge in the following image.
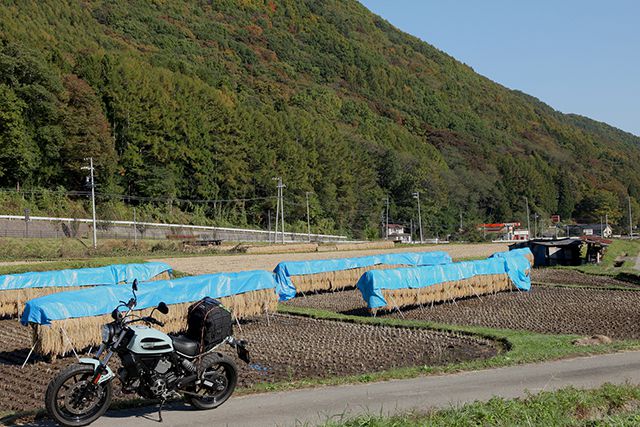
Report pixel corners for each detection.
[323,383,640,426]
[0,257,147,275]
[533,282,640,292]
[569,239,640,280]
[0,237,242,261]
[0,258,190,278]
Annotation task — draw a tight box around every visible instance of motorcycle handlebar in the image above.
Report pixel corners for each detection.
[144,316,164,327]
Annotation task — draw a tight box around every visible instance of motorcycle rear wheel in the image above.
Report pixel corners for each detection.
[45,364,112,427]
[186,354,237,410]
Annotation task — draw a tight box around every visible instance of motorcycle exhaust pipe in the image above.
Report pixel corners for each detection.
[176,374,198,389]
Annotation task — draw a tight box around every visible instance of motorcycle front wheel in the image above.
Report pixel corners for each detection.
[186,354,237,410]
[45,364,112,427]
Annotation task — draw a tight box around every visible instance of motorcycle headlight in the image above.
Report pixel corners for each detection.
[101,324,115,343]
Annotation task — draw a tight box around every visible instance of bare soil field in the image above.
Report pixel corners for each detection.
[287,285,640,340]
[153,243,508,275]
[0,314,498,413]
[530,269,638,288]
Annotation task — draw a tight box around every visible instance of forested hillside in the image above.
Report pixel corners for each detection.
[0,0,638,238]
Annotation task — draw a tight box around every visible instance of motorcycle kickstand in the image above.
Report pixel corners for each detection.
[157,398,166,423]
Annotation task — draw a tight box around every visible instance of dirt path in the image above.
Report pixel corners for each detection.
[152,243,508,275]
[50,350,640,427]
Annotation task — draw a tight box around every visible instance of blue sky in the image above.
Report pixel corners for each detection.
[359,0,640,136]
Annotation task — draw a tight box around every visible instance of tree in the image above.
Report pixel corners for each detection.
[0,84,37,185]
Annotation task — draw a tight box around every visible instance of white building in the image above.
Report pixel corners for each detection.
[386,223,412,243]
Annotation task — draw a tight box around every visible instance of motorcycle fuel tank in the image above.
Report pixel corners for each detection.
[127,325,174,354]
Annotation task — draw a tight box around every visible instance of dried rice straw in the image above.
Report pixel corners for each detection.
[0,271,171,319]
[374,273,514,314]
[290,264,407,295]
[31,288,276,357]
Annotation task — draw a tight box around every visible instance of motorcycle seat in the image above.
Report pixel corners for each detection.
[171,334,199,356]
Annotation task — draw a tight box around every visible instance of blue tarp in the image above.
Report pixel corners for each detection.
[490,248,533,287]
[21,270,276,325]
[0,262,172,291]
[356,251,532,309]
[491,247,533,263]
[273,251,453,301]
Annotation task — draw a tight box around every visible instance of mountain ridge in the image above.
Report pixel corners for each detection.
[0,0,637,237]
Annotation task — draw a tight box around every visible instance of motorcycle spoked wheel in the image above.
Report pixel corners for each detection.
[186,354,238,410]
[45,364,112,427]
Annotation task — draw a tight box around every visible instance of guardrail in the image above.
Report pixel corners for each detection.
[0,215,349,243]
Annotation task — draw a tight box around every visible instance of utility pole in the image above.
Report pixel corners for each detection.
[524,196,531,240]
[280,178,285,243]
[305,192,312,242]
[600,216,603,237]
[534,213,539,239]
[133,207,137,246]
[629,196,634,238]
[459,210,463,231]
[385,196,389,240]
[412,192,423,244]
[82,158,97,249]
[272,177,280,244]
[272,177,285,244]
[267,209,272,243]
[410,219,414,242]
[24,208,30,238]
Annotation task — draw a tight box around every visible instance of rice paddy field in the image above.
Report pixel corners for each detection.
[2,243,639,420]
[286,269,640,339]
[0,314,499,413]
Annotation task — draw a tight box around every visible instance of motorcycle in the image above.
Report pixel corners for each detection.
[45,280,250,427]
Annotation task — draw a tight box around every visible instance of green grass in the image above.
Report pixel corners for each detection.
[0,257,190,277]
[570,240,640,279]
[0,257,147,275]
[323,383,640,426]
[0,237,238,261]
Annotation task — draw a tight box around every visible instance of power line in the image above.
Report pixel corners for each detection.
[0,188,277,205]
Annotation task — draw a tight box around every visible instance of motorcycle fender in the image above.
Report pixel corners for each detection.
[79,358,115,384]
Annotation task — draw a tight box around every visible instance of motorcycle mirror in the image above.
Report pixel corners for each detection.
[157,302,169,315]
[132,279,138,292]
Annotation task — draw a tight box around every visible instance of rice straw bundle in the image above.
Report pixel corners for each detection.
[376,273,513,313]
[275,251,453,301]
[358,252,532,313]
[332,241,395,251]
[290,264,408,294]
[0,270,172,319]
[31,288,276,357]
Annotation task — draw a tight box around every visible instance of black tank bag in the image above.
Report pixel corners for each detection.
[186,297,233,352]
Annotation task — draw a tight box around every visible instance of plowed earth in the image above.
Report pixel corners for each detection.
[0,314,498,413]
[286,270,640,340]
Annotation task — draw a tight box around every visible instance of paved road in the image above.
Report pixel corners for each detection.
[61,351,640,427]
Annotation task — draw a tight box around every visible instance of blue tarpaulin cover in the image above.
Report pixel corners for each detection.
[273,251,453,301]
[491,248,533,288]
[21,270,276,325]
[356,250,532,309]
[0,262,173,291]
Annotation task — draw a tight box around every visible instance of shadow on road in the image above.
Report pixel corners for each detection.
[18,402,192,426]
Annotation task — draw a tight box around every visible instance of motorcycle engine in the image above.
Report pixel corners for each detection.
[145,357,179,399]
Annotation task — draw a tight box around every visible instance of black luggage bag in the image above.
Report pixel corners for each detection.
[186,297,233,351]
